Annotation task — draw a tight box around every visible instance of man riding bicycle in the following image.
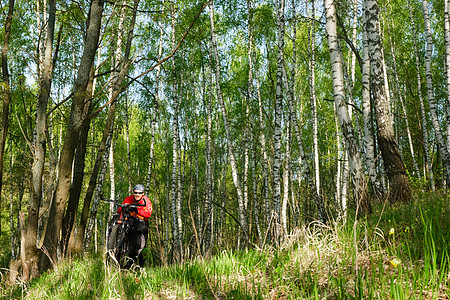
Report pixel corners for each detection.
[117,184,153,267]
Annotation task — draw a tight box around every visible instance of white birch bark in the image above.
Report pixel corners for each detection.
[365,0,411,203]
[281,120,290,235]
[325,0,370,213]
[407,0,434,189]
[256,71,270,230]
[309,0,320,195]
[170,0,182,260]
[272,0,285,242]
[203,47,214,252]
[108,0,127,215]
[84,130,112,250]
[445,0,450,153]
[209,1,249,242]
[422,0,450,183]
[361,1,385,199]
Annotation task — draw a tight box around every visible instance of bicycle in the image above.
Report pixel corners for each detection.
[104,198,147,269]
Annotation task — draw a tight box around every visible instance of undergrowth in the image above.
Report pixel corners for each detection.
[0,192,448,299]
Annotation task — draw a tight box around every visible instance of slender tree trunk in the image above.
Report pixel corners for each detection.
[364,0,411,203]
[407,0,434,190]
[422,0,450,185]
[361,2,385,200]
[256,66,270,235]
[387,19,421,182]
[84,129,112,250]
[325,0,370,214]
[209,1,249,244]
[272,0,285,244]
[248,0,261,243]
[0,0,15,237]
[203,47,214,253]
[109,133,116,216]
[281,119,291,235]
[24,0,53,279]
[445,0,450,154]
[309,0,320,196]
[145,6,161,191]
[125,95,132,193]
[9,148,15,259]
[170,0,182,262]
[445,0,450,155]
[334,109,343,215]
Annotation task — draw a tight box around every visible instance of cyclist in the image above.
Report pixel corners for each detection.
[117,184,153,267]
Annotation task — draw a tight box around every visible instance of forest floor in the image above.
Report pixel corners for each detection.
[0,191,449,299]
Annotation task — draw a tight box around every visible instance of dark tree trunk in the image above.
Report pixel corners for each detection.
[61,70,94,256]
[41,0,104,270]
[0,0,15,236]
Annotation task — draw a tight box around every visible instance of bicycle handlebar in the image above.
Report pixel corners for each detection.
[101,198,147,207]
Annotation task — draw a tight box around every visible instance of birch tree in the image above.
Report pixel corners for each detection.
[422,0,450,186]
[324,0,370,214]
[309,0,320,196]
[407,0,434,190]
[272,0,285,243]
[364,0,411,203]
[209,1,249,244]
[361,0,385,200]
[445,0,450,153]
[170,0,182,261]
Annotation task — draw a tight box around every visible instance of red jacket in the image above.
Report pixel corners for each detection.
[118,195,152,220]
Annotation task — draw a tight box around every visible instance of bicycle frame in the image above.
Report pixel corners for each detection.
[104,198,147,268]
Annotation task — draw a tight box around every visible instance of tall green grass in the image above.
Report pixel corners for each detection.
[1,192,448,299]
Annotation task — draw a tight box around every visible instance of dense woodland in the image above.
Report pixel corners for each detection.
[0,0,448,280]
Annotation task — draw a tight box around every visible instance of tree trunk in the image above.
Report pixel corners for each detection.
[445,0,450,155]
[256,63,270,237]
[309,0,320,196]
[364,0,411,204]
[387,19,421,183]
[272,0,285,244]
[203,47,214,253]
[170,0,182,262]
[406,0,435,190]
[284,58,327,223]
[24,0,54,279]
[41,0,104,268]
[281,119,291,235]
[209,1,249,244]
[61,78,94,256]
[74,0,139,253]
[325,0,371,214]
[361,2,385,200]
[248,0,262,243]
[84,129,112,250]
[0,0,15,237]
[74,104,115,253]
[422,0,450,186]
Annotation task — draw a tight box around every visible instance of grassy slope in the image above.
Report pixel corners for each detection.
[1,192,449,299]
